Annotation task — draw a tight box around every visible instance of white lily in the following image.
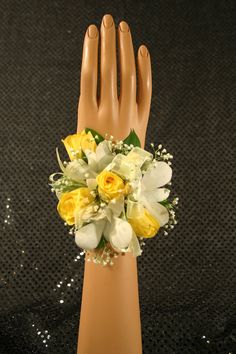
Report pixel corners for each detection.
[75,196,133,251]
[128,232,142,257]
[103,217,133,251]
[84,140,114,173]
[75,220,106,250]
[64,159,96,182]
[65,140,115,189]
[134,161,172,226]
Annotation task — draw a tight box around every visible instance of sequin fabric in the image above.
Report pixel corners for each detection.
[0,1,235,353]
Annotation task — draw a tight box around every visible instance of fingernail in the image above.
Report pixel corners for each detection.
[140,45,148,57]
[103,14,113,28]
[119,21,129,33]
[88,25,98,39]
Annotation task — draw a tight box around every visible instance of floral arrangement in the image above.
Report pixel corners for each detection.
[49,128,178,266]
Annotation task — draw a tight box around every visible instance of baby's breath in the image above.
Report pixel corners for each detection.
[150,142,173,163]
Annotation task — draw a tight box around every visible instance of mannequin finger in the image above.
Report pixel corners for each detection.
[118,21,136,109]
[80,24,99,107]
[100,14,118,104]
[137,45,152,120]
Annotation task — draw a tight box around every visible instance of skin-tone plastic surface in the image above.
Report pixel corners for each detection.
[76,14,152,354]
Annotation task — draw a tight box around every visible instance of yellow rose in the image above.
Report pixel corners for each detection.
[128,205,160,238]
[96,171,126,201]
[57,188,94,225]
[62,130,97,160]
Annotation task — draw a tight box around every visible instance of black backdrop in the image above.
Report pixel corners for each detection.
[0,1,235,353]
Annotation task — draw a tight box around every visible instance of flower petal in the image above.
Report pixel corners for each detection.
[128,233,142,257]
[65,159,95,182]
[142,161,172,189]
[141,200,169,226]
[103,217,133,251]
[126,199,160,237]
[92,206,112,223]
[75,220,105,250]
[83,150,98,171]
[107,196,124,217]
[96,141,114,172]
[62,134,81,160]
[139,188,170,203]
[86,178,97,190]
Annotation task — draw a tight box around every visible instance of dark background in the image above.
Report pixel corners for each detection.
[0,0,235,353]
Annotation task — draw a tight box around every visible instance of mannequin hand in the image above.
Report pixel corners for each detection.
[77,14,152,147]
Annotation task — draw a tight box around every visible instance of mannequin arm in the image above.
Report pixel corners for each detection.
[76,14,152,354]
[77,254,141,354]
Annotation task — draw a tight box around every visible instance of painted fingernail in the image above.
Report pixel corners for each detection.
[88,25,98,39]
[119,21,129,33]
[103,14,113,28]
[140,45,148,57]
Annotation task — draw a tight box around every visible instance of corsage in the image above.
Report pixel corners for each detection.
[49,129,178,265]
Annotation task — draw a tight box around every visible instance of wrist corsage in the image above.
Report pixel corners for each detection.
[49,128,178,266]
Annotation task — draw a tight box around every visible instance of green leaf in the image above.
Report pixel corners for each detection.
[159,199,172,209]
[85,128,104,143]
[95,235,108,250]
[81,150,88,163]
[123,129,141,147]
